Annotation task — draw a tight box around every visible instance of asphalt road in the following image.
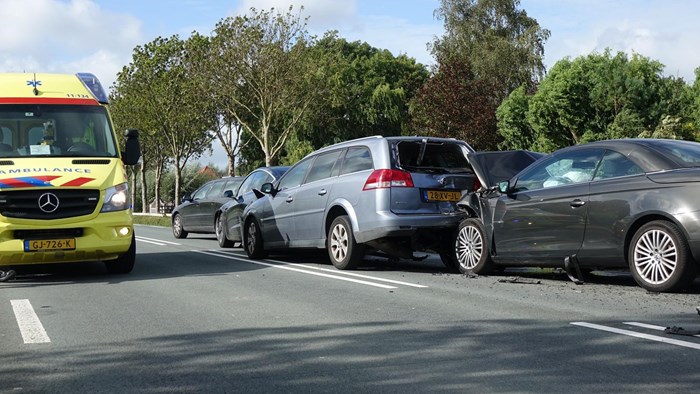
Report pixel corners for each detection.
[1,224,700,393]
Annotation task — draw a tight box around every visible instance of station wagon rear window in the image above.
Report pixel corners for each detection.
[395,140,470,172]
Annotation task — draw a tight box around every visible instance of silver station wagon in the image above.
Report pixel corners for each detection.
[239,135,480,269]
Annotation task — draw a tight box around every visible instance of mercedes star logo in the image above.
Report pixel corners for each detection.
[38,192,60,213]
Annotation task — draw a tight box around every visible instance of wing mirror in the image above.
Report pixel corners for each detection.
[498,180,512,194]
[223,190,234,198]
[122,129,141,166]
[260,182,275,194]
[181,194,192,203]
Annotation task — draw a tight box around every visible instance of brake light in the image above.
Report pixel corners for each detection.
[474,177,481,191]
[363,169,414,190]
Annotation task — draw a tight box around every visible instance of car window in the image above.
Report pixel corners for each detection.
[305,150,343,184]
[278,158,313,190]
[237,172,260,196]
[339,147,372,175]
[396,140,470,170]
[515,148,604,191]
[192,182,213,200]
[593,150,644,180]
[223,178,243,195]
[207,180,226,198]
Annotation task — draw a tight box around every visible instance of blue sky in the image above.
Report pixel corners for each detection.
[1,0,699,168]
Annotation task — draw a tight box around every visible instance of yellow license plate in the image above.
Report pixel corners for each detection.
[24,238,76,252]
[425,190,461,202]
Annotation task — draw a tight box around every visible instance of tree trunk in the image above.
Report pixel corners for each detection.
[140,159,148,213]
[174,160,182,209]
[227,154,235,177]
[154,161,162,214]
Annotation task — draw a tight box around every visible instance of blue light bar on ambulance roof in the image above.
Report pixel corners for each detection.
[76,73,109,104]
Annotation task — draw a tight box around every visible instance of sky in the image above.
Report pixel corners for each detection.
[2,0,700,168]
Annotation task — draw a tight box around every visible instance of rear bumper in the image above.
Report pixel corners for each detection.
[354,210,467,243]
[0,210,133,266]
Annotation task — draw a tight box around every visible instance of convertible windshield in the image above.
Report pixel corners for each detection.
[0,104,118,158]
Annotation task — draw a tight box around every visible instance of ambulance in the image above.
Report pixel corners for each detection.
[0,73,141,274]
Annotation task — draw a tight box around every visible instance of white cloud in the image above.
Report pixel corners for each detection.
[0,0,142,87]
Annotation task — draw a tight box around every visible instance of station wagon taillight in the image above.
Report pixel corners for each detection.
[363,169,414,190]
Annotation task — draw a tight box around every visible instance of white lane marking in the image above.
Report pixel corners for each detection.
[11,299,50,344]
[135,236,181,246]
[135,237,166,246]
[571,322,700,350]
[195,250,397,289]
[624,321,700,338]
[219,250,429,288]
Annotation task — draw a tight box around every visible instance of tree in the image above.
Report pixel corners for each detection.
[431,0,550,99]
[499,50,694,152]
[409,56,500,150]
[112,35,214,206]
[290,32,429,156]
[205,7,316,167]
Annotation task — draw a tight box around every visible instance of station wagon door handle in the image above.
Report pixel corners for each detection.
[570,199,585,208]
[318,189,327,196]
[286,196,294,203]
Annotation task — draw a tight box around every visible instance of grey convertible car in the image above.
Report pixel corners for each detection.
[450,139,700,292]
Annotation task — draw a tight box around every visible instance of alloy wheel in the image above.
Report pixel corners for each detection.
[330,223,348,262]
[246,221,257,254]
[456,224,483,270]
[633,229,677,285]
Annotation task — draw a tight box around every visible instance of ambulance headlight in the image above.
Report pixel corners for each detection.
[101,183,130,212]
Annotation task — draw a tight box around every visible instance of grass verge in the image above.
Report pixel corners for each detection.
[133,215,171,227]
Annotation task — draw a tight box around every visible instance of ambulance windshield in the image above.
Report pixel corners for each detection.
[0,104,119,158]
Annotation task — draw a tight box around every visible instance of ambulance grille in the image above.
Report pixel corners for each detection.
[72,159,111,165]
[0,189,100,219]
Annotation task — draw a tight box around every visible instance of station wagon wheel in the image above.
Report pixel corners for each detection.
[172,213,188,239]
[629,220,695,292]
[216,214,234,248]
[455,218,494,275]
[244,218,266,259]
[328,215,364,270]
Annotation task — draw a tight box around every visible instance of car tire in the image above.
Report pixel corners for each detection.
[105,233,135,274]
[438,228,461,273]
[454,218,494,275]
[244,218,266,259]
[328,215,364,270]
[628,220,696,292]
[216,214,234,248]
[172,213,188,239]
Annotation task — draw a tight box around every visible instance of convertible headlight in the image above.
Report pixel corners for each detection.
[101,183,130,212]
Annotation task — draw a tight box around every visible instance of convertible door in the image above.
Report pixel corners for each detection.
[494,183,590,263]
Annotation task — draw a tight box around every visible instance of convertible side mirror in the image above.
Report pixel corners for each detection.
[260,182,275,195]
[498,180,512,194]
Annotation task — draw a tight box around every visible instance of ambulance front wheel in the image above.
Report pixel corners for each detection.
[105,233,136,274]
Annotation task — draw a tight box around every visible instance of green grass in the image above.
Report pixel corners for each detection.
[132,214,171,227]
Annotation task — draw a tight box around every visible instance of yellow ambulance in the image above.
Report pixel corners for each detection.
[0,73,140,274]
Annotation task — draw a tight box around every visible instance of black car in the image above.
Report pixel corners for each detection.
[171,176,243,238]
[450,138,700,292]
[215,166,289,247]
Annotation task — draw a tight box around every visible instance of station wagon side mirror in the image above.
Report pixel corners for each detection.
[223,190,233,198]
[260,182,275,195]
[498,180,512,194]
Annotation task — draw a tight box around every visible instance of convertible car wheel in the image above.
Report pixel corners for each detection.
[629,220,696,292]
[455,218,494,275]
[244,219,266,259]
[216,214,234,248]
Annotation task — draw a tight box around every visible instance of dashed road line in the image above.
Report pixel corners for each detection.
[11,299,50,344]
[571,321,700,350]
[195,250,397,289]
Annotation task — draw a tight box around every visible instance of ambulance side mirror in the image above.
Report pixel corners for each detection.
[122,129,141,166]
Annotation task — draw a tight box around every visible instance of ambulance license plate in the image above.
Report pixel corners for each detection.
[24,239,76,252]
[425,190,461,202]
